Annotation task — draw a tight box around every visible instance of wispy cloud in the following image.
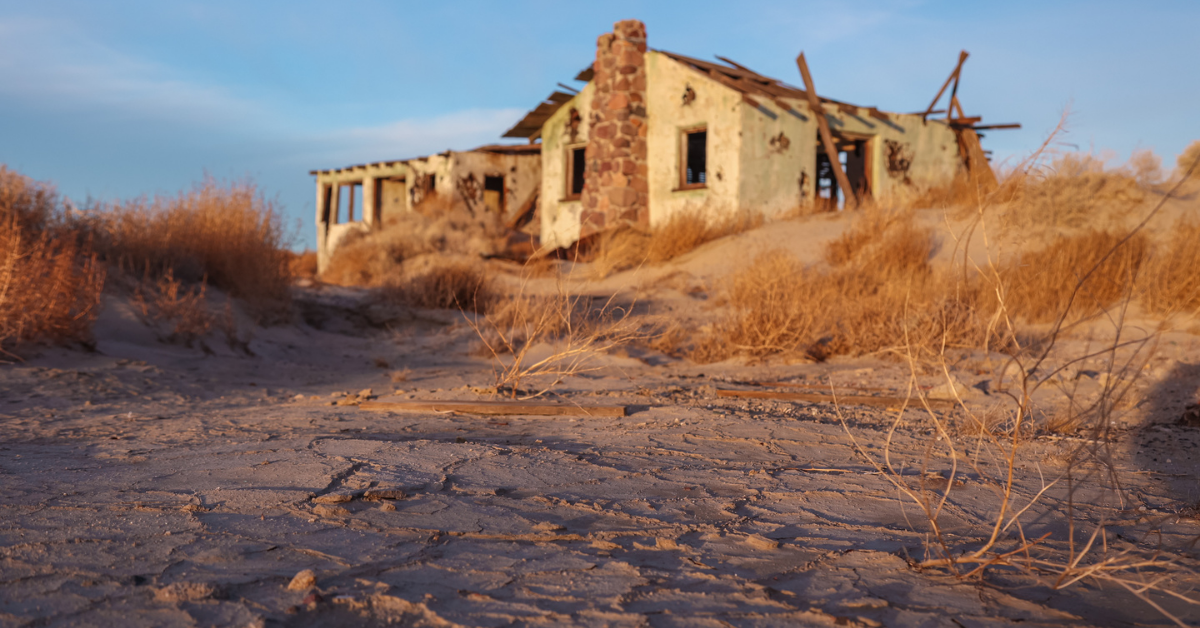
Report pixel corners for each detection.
[0,16,267,127]
[307,108,529,166]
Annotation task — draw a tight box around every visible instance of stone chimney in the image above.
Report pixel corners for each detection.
[581,19,649,237]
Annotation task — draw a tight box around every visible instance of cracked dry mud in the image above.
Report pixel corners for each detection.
[4,289,1200,627]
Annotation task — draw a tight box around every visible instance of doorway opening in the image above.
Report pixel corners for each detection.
[814,136,872,211]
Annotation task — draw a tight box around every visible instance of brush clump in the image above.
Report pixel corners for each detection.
[0,166,105,352]
[588,208,762,278]
[693,212,999,363]
[321,207,505,287]
[81,176,293,321]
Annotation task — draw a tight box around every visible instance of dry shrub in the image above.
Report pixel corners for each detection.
[322,207,504,286]
[1125,148,1164,187]
[1177,140,1200,180]
[289,250,318,280]
[471,283,642,398]
[589,209,762,278]
[84,177,292,320]
[999,153,1145,229]
[905,173,991,211]
[1140,219,1200,317]
[695,215,997,363]
[395,258,494,313]
[131,268,215,346]
[999,230,1148,323]
[0,167,105,352]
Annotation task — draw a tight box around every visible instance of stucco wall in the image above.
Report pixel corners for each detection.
[644,51,743,227]
[451,151,541,221]
[734,100,964,213]
[737,95,818,217]
[539,83,594,249]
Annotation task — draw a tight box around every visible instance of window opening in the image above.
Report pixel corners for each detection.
[483,175,505,214]
[568,146,586,198]
[684,129,707,186]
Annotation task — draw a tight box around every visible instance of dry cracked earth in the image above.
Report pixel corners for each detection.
[4,289,1200,627]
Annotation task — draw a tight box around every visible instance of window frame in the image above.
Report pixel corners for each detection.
[677,125,708,191]
[563,144,587,201]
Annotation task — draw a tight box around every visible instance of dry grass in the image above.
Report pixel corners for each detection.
[0,167,105,353]
[289,250,318,280]
[694,213,1000,363]
[322,207,504,287]
[469,279,643,399]
[1177,140,1200,181]
[999,230,1149,324]
[998,153,1146,229]
[588,209,762,278]
[1139,219,1200,317]
[390,257,495,313]
[83,177,292,321]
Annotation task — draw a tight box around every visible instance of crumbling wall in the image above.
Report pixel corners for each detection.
[580,19,649,237]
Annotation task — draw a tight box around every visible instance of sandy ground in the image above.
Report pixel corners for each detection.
[6,204,1200,626]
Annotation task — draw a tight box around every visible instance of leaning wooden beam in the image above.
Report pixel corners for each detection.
[359,400,627,418]
[923,50,969,120]
[972,123,1021,130]
[796,52,858,209]
[717,389,957,410]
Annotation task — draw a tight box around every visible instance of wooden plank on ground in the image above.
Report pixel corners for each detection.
[716,388,956,410]
[749,381,927,394]
[796,52,858,209]
[359,399,627,418]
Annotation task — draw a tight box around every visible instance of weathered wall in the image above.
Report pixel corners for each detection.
[645,51,744,227]
[540,83,595,249]
[402,154,456,214]
[737,96,817,216]
[450,151,541,222]
[735,102,963,213]
[580,19,649,237]
[314,162,407,272]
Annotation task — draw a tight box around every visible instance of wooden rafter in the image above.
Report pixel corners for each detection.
[796,52,858,209]
[923,50,969,121]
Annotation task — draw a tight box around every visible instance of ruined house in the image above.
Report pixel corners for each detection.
[311,144,540,272]
[503,19,1009,250]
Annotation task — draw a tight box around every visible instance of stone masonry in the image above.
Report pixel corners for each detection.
[580,19,649,237]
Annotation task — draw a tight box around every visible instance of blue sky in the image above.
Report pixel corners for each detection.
[1,0,1196,249]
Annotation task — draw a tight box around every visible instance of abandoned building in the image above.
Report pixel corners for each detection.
[503,20,1008,249]
[312,18,1010,267]
[310,144,540,272]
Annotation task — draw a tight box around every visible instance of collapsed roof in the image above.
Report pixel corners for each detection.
[502,49,895,140]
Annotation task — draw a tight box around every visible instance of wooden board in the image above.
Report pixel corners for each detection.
[716,389,956,410]
[359,400,627,418]
[796,53,858,209]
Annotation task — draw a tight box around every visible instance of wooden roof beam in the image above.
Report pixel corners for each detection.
[923,50,969,121]
[796,52,858,210]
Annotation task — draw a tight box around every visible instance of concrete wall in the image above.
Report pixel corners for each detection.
[737,95,817,217]
[315,150,540,274]
[539,83,595,250]
[645,50,744,227]
[314,161,407,272]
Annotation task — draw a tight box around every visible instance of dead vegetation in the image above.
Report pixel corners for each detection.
[0,167,105,353]
[379,256,495,313]
[321,206,505,287]
[828,139,1200,625]
[80,177,294,321]
[587,208,762,278]
[692,213,998,363]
